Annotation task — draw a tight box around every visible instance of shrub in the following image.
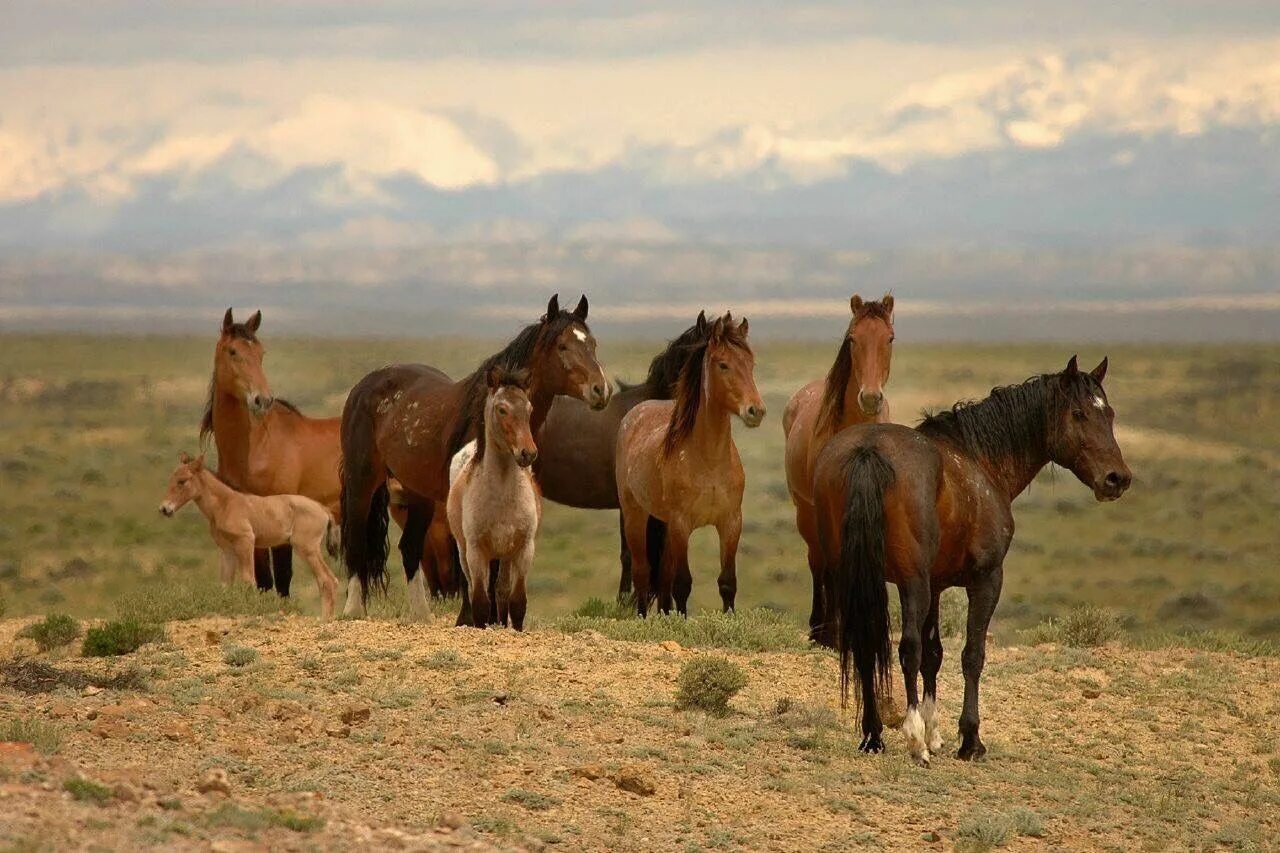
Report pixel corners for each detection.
[1024,605,1121,648]
[956,810,1012,849]
[18,613,81,651]
[64,777,115,805]
[552,608,808,653]
[82,618,164,657]
[501,787,561,811]
[222,646,259,667]
[571,597,634,620]
[675,655,748,715]
[420,649,467,671]
[0,716,63,754]
[115,578,295,623]
[1009,808,1046,838]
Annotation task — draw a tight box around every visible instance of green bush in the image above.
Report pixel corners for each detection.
[675,655,748,715]
[570,597,634,620]
[64,777,115,805]
[552,608,808,653]
[18,613,81,651]
[82,618,164,657]
[115,578,295,623]
[1024,605,1122,648]
[0,716,63,754]
[222,645,259,667]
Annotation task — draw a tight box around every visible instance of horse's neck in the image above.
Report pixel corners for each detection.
[525,381,556,438]
[477,432,519,483]
[211,388,253,478]
[192,470,235,521]
[690,394,733,457]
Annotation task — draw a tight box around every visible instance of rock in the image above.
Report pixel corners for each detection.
[269,700,306,721]
[571,764,605,781]
[162,723,193,742]
[437,812,468,830]
[922,830,942,843]
[1083,688,1102,699]
[205,630,222,646]
[91,719,129,740]
[492,693,508,706]
[612,765,656,796]
[340,705,371,726]
[326,725,351,739]
[197,768,232,796]
[113,782,140,803]
[660,640,682,653]
[537,707,555,721]
[82,686,103,697]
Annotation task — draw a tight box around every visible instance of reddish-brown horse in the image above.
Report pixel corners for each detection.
[615,312,765,615]
[815,356,1131,765]
[783,294,894,645]
[201,309,342,596]
[340,294,610,622]
[535,314,708,600]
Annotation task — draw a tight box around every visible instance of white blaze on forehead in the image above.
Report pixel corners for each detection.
[1092,396,1106,409]
[572,328,587,342]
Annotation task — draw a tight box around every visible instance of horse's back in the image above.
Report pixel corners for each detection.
[535,387,639,509]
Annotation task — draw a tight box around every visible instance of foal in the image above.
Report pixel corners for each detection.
[159,453,340,618]
[446,368,541,629]
[615,312,766,615]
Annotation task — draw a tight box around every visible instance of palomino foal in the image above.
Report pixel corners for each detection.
[446,368,541,629]
[159,453,340,618]
[615,312,766,615]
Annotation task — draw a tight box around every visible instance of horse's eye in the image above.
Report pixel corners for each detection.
[228,347,237,357]
[718,362,729,371]
[1072,409,1086,421]
[889,336,896,343]
[497,406,509,416]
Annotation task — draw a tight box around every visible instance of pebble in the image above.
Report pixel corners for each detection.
[197,768,232,796]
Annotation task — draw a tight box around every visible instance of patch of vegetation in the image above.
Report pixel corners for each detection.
[1024,605,1122,648]
[955,807,1047,850]
[204,803,323,833]
[2,660,147,694]
[64,777,115,805]
[115,578,296,623]
[17,613,81,650]
[1127,629,1279,657]
[420,649,468,671]
[0,716,63,754]
[222,645,259,667]
[571,597,635,620]
[82,618,164,657]
[551,608,808,652]
[675,655,748,716]
[501,787,562,811]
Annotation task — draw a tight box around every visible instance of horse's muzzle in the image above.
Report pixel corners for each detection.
[741,404,766,428]
[515,448,538,468]
[1095,468,1132,501]
[159,504,174,517]
[587,382,611,411]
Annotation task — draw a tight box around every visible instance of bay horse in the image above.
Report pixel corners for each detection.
[615,312,765,615]
[814,356,1131,765]
[783,294,894,646]
[159,453,340,618]
[340,294,610,621]
[535,314,708,600]
[388,483,457,598]
[201,309,342,597]
[447,368,541,629]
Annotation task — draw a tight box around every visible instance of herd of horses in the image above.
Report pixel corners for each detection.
[171,294,1131,765]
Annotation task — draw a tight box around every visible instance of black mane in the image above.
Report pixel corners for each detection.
[617,319,706,399]
[663,319,747,456]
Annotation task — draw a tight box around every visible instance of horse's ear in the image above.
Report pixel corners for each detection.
[850,295,864,315]
[696,310,708,335]
[738,316,749,337]
[572,294,588,320]
[486,364,504,390]
[512,368,532,390]
[245,310,261,333]
[881,294,894,314]
[544,294,560,320]
[1062,355,1080,381]
[191,455,205,472]
[179,451,192,464]
[1090,357,1108,384]
[222,308,234,333]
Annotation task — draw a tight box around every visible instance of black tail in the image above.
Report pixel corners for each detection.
[339,375,392,603]
[832,446,895,710]
[645,516,666,598]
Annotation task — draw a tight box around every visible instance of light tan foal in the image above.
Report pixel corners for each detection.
[160,453,339,618]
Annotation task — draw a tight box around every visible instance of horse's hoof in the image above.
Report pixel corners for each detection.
[955,742,986,761]
[912,751,931,768]
[859,734,885,754]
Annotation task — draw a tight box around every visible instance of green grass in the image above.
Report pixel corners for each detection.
[675,655,749,716]
[550,607,809,652]
[501,787,562,811]
[115,577,297,623]
[82,618,164,657]
[203,803,324,833]
[1024,605,1123,648]
[63,777,115,805]
[0,716,64,754]
[222,645,259,667]
[17,613,81,650]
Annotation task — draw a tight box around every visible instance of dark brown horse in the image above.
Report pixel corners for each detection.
[201,309,342,598]
[339,295,610,621]
[814,356,1131,765]
[535,314,708,599]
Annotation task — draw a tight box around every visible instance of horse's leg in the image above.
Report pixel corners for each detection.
[253,548,273,592]
[507,541,533,632]
[796,502,829,646]
[921,591,944,754]
[495,560,512,628]
[620,496,652,617]
[270,545,293,598]
[616,512,633,603]
[898,574,932,766]
[957,565,1003,761]
[463,541,491,629]
[219,548,236,585]
[715,510,742,613]
[299,544,339,620]
[858,659,884,754]
[399,503,432,621]
[234,539,257,586]
[658,523,689,616]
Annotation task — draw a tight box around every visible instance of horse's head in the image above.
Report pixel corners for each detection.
[160,452,206,516]
[536,294,611,410]
[846,294,895,416]
[215,308,274,417]
[486,366,538,468]
[1049,355,1132,502]
[704,312,766,428]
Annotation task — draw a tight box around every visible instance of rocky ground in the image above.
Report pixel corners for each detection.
[2,615,1279,851]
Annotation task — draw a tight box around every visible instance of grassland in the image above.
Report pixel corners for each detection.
[1,333,1276,646]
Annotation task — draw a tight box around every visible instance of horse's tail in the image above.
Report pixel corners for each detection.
[324,518,341,559]
[645,515,666,598]
[339,374,391,603]
[831,445,895,710]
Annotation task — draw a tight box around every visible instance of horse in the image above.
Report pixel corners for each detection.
[340,294,610,622]
[615,312,766,615]
[535,314,708,600]
[201,308,342,598]
[447,368,541,629]
[159,453,340,618]
[814,356,1131,765]
[388,482,458,597]
[783,294,895,646]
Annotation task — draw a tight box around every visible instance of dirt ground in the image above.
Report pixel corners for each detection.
[2,616,1279,851]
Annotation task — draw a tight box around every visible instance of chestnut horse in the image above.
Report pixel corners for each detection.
[535,314,708,600]
[783,294,894,646]
[447,368,541,629]
[615,312,765,615]
[340,294,610,621]
[200,309,342,597]
[815,356,1131,765]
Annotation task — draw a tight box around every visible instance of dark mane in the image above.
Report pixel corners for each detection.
[663,320,747,456]
[816,303,893,434]
[445,311,585,458]
[917,370,1102,469]
[617,320,706,398]
[472,367,530,462]
[199,322,263,448]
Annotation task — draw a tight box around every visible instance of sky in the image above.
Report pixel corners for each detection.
[1,2,1278,337]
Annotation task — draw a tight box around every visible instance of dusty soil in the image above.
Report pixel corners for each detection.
[2,617,1278,851]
